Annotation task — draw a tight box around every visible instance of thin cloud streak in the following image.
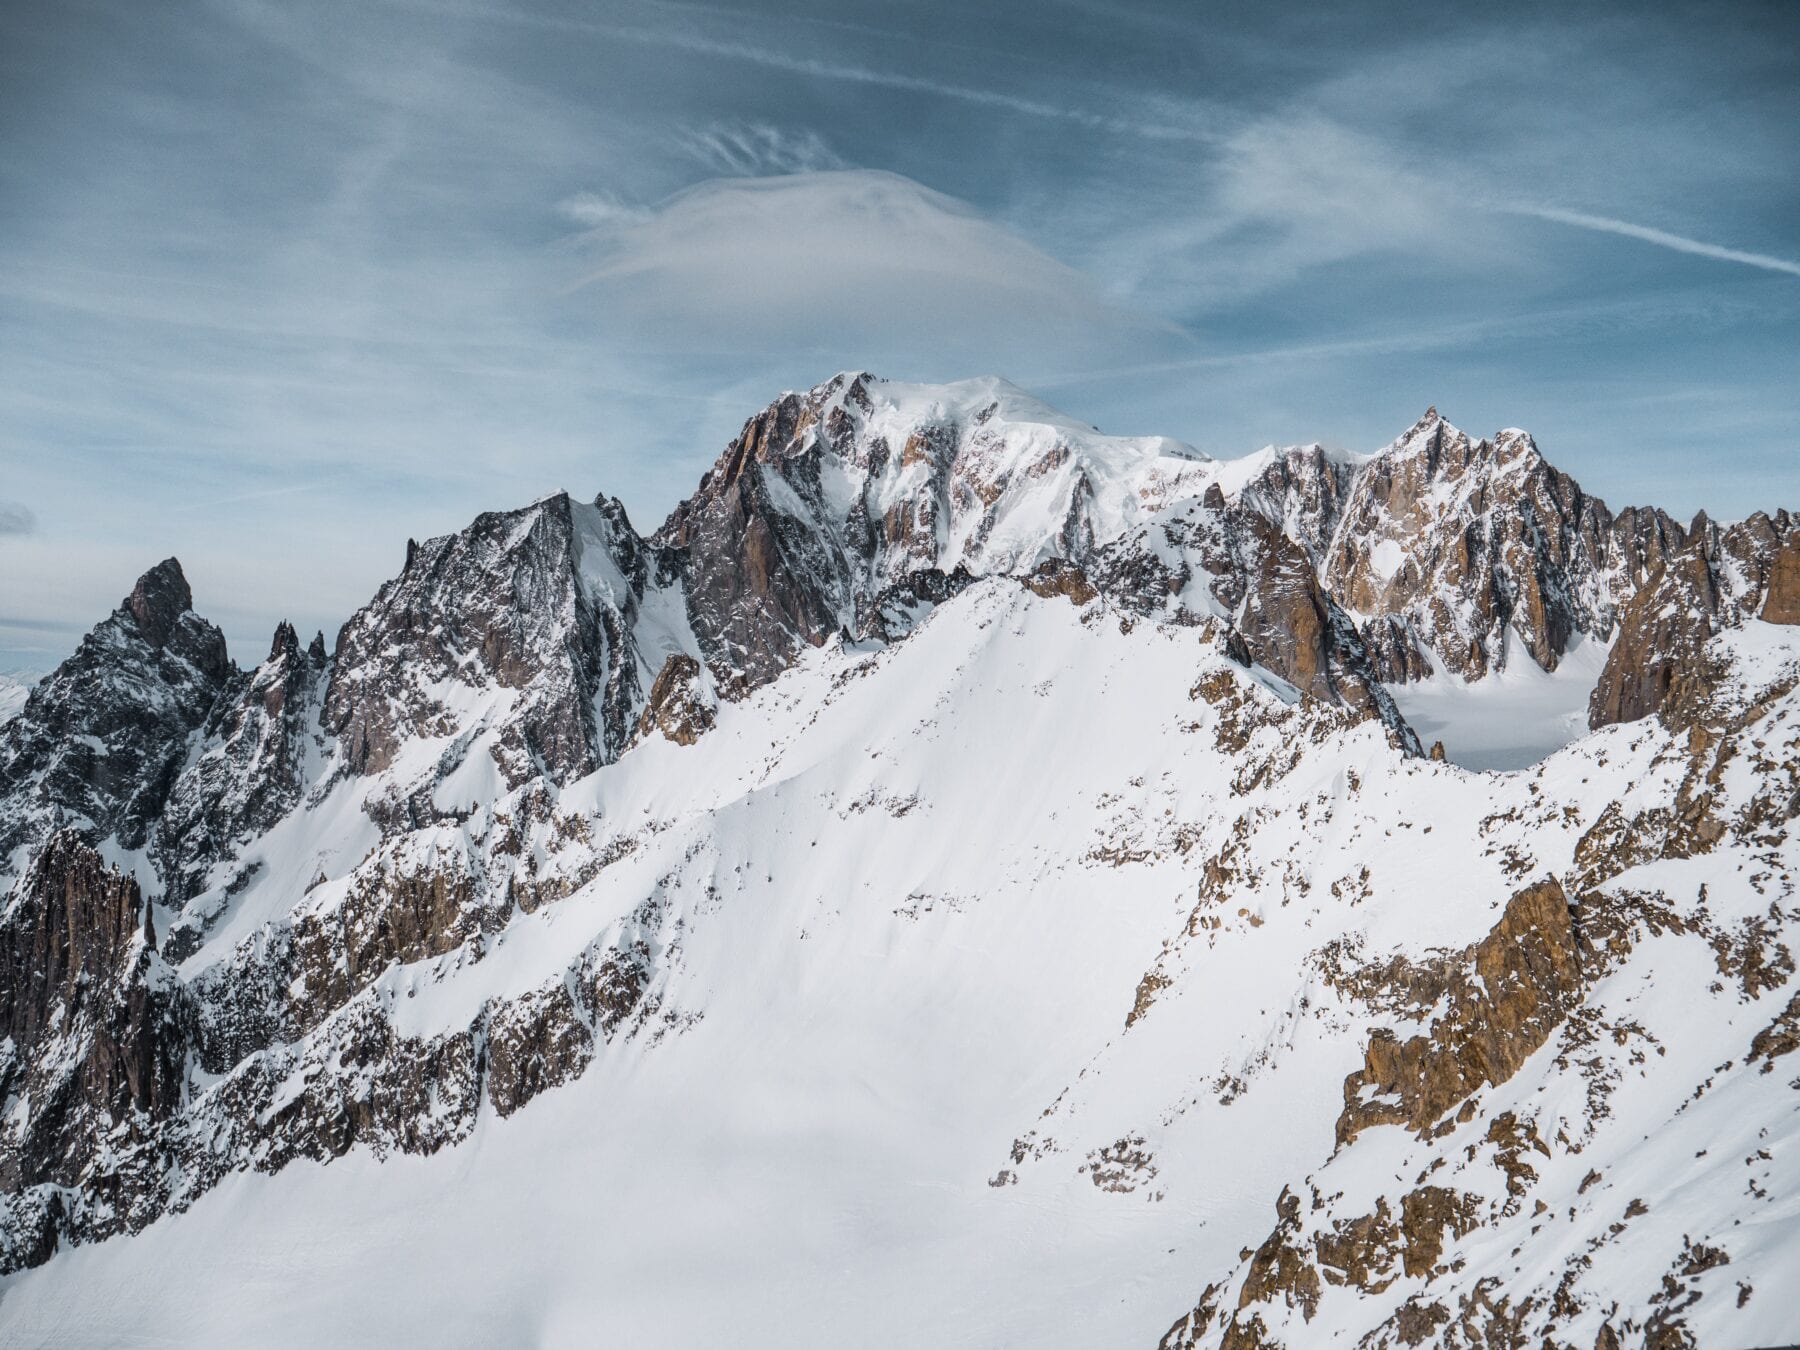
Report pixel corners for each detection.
[675,121,845,176]
[1021,290,1755,392]
[382,0,1223,143]
[1508,206,1800,278]
[169,483,321,514]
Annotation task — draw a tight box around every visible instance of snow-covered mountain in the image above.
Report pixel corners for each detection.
[0,675,32,727]
[0,374,1796,1347]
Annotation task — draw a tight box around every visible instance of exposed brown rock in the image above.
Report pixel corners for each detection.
[1337,878,1583,1143]
[1021,558,1099,607]
[1126,968,1171,1028]
[1312,1200,1402,1292]
[1397,1185,1482,1277]
[485,983,594,1117]
[1319,413,1680,684]
[634,654,716,747]
[1157,1282,1225,1350]
[1748,989,1800,1071]
[655,389,850,682]
[1175,1181,1482,1348]
[1236,1188,1321,1323]
[1591,512,1800,729]
[1390,1296,1450,1346]
[1763,531,1800,622]
[1589,547,1719,729]
[1235,515,1336,702]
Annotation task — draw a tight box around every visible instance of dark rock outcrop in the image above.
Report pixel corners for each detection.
[0,559,232,869]
[0,832,186,1197]
[153,620,330,915]
[634,654,717,747]
[654,387,855,683]
[323,492,671,788]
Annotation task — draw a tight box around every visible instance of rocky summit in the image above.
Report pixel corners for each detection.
[0,374,1797,1348]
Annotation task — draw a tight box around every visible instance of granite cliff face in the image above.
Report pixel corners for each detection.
[0,559,232,873]
[0,831,183,1268]
[152,622,330,927]
[1235,410,1688,686]
[323,491,693,788]
[0,374,1794,1348]
[1589,509,1800,729]
[654,374,1419,732]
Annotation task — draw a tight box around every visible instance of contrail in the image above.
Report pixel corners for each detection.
[1506,205,1800,279]
[381,0,1220,144]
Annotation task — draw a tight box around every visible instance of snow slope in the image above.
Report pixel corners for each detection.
[1,586,1796,1348]
[0,675,30,726]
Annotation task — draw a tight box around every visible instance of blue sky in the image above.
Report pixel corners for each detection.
[1,0,1796,669]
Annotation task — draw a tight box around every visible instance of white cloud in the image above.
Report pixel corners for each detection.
[555,191,650,228]
[1216,116,1461,253]
[1056,111,1511,315]
[1195,115,1502,293]
[566,169,1187,370]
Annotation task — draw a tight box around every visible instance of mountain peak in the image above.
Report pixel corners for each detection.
[269,621,300,663]
[1390,404,1466,451]
[124,558,193,649]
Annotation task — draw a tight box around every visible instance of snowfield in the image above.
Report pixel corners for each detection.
[1385,633,1612,771]
[1,586,1797,1347]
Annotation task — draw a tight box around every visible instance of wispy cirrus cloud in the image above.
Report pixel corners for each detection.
[375,0,1224,144]
[675,122,845,177]
[1501,205,1800,279]
[604,25,1221,143]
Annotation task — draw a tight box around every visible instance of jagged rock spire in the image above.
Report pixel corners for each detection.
[270,621,300,663]
[124,558,193,649]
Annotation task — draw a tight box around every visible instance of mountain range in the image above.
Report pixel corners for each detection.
[0,373,1796,1347]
